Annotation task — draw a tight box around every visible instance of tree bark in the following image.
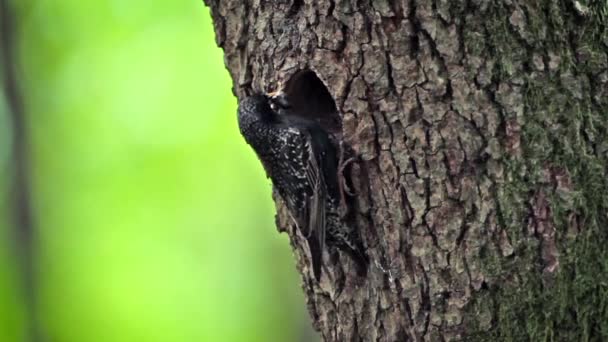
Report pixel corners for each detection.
[203,0,608,340]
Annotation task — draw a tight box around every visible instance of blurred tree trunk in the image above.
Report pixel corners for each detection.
[203,0,608,340]
[1,1,42,341]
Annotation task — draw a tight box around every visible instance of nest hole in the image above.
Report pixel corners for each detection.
[281,70,341,134]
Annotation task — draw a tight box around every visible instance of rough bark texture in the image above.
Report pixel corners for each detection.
[203,0,608,340]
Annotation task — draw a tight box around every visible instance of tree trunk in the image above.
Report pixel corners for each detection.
[203,0,608,340]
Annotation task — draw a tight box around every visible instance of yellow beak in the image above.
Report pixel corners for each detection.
[267,89,284,98]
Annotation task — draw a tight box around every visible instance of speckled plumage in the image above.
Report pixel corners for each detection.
[237,94,367,280]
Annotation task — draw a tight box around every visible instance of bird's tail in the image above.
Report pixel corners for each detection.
[306,235,323,281]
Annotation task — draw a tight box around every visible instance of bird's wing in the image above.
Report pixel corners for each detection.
[276,128,310,230]
[278,129,326,238]
[273,128,326,280]
[304,135,327,255]
[301,130,327,281]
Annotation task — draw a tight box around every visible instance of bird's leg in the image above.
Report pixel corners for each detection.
[339,156,357,196]
[338,140,357,195]
[337,141,358,217]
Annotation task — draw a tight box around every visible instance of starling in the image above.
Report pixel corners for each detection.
[237,93,368,280]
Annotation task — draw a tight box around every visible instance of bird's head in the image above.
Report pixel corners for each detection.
[238,91,293,123]
[238,94,276,123]
[267,90,291,113]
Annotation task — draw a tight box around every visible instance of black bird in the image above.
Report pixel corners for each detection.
[237,93,367,280]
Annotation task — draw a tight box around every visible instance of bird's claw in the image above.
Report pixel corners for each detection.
[337,142,359,218]
[338,141,358,201]
[338,156,357,196]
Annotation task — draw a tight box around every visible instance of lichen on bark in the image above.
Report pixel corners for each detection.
[204,0,608,340]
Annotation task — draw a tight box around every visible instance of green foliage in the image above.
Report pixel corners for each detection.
[1,1,312,341]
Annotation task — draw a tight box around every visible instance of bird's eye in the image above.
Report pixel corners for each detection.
[270,101,279,112]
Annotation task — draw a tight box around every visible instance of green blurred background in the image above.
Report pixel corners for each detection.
[0,1,314,341]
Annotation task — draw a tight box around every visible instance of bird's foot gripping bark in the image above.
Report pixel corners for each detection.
[337,141,358,218]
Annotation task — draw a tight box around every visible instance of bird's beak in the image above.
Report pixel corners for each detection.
[267,80,284,98]
[267,89,282,98]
